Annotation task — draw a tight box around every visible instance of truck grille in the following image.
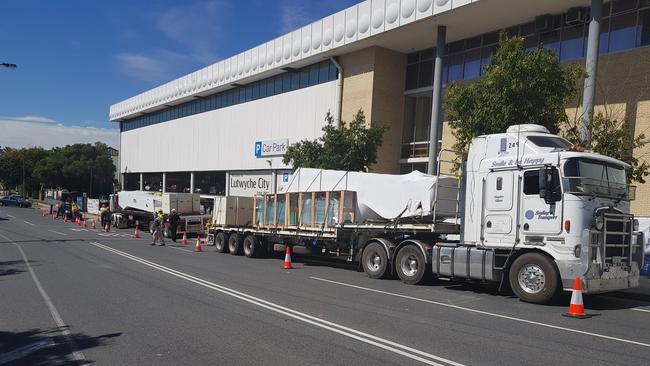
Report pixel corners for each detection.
[589,213,643,270]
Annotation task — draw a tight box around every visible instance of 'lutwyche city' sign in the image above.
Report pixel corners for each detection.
[255,139,288,157]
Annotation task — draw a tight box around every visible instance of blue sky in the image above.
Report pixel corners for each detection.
[0,0,357,149]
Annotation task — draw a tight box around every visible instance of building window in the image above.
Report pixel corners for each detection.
[401,94,432,159]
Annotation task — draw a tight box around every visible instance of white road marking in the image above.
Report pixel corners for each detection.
[88,242,462,366]
[0,339,56,364]
[0,233,86,362]
[632,308,650,313]
[168,246,193,253]
[23,220,36,226]
[310,276,650,349]
[7,214,15,218]
[47,230,68,236]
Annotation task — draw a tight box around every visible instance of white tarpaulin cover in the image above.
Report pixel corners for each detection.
[277,168,458,222]
[118,191,161,212]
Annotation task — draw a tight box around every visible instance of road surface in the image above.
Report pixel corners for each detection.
[1,206,649,365]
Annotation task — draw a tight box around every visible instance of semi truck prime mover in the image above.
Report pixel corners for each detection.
[208,124,644,303]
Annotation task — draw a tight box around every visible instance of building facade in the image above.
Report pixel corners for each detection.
[111,0,650,214]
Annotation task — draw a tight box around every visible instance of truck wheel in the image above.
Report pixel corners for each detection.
[243,235,260,258]
[395,245,429,285]
[508,253,559,304]
[215,232,229,253]
[361,242,389,279]
[228,233,243,255]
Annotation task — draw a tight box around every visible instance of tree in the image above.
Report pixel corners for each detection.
[33,142,116,197]
[563,112,650,184]
[445,34,583,159]
[0,147,49,196]
[282,110,387,171]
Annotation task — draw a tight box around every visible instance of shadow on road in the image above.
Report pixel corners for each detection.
[0,327,121,365]
[0,260,33,277]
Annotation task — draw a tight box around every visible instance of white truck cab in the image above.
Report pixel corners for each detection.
[462,124,643,301]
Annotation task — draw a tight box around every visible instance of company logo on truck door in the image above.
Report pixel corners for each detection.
[525,209,558,220]
[255,139,289,157]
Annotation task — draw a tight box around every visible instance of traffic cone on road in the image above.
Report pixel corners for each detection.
[64,215,68,223]
[92,220,97,230]
[83,220,87,228]
[194,235,202,252]
[563,277,591,318]
[283,246,293,269]
[133,226,140,239]
[42,210,47,217]
[104,223,110,233]
[181,232,188,246]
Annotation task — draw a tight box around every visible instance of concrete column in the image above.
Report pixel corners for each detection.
[162,173,167,193]
[190,172,195,194]
[580,0,602,143]
[427,25,446,175]
[225,172,230,196]
[139,173,144,191]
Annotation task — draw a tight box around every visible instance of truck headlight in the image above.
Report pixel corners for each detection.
[633,219,639,231]
[594,215,604,230]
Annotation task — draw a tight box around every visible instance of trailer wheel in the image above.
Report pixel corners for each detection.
[228,233,243,255]
[508,253,559,304]
[215,232,229,253]
[361,242,389,279]
[243,235,260,258]
[395,245,429,285]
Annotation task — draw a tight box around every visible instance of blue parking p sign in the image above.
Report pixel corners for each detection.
[254,141,262,157]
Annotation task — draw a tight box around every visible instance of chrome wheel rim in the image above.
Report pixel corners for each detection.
[400,254,419,277]
[517,264,546,294]
[366,251,382,272]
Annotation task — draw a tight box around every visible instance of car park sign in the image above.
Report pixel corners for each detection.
[255,139,289,157]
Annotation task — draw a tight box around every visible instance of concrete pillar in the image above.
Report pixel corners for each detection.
[162,173,167,193]
[190,172,195,194]
[427,26,446,175]
[139,173,144,191]
[225,172,230,196]
[580,0,602,143]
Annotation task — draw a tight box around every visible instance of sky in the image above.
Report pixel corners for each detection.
[0,0,358,149]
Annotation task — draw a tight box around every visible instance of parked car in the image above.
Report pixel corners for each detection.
[0,195,32,208]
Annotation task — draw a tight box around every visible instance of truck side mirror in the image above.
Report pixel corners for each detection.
[539,167,560,204]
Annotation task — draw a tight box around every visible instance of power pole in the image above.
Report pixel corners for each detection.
[89,166,93,198]
[22,157,26,197]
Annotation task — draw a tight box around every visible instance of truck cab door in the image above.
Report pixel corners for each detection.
[521,168,563,236]
[483,171,517,246]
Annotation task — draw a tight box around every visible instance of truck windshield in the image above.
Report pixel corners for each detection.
[563,158,634,200]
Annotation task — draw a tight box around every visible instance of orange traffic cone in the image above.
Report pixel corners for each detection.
[42,210,47,217]
[64,215,68,223]
[83,220,87,228]
[181,232,188,246]
[104,223,110,233]
[563,277,591,318]
[92,220,97,230]
[194,235,202,252]
[283,246,293,269]
[133,226,140,238]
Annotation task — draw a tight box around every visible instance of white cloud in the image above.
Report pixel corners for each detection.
[115,53,169,83]
[279,2,312,33]
[0,116,119,149]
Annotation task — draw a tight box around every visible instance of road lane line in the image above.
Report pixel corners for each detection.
[23,220,36,226]
[168,246,194,253]
[0,233,86,362]
[89,242,462,366]
[47,230,68,236]
[310,276,650,348]
[7,214,15,218]
[632,308,650,313]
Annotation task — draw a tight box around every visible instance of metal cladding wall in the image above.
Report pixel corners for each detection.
[120,80,337,174]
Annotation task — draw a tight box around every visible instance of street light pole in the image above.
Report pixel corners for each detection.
[22,157,25,197]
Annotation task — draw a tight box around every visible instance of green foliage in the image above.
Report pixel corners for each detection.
[0,143,116,198]
[562,112,650,184]
[0,147,49,196]
[282,110,387,171]
[445,33,583,159]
